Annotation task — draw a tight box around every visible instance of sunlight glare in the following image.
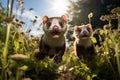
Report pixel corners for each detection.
[51,0,69,15]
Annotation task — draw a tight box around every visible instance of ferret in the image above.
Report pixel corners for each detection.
[74,24,96,63]
[34,15,68,63]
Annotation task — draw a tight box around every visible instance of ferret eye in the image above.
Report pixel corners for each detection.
[79,28,81,32]
[74,27,80,32]
[47,22,51,27]
[87,27,90,32]
[59,22,63,27]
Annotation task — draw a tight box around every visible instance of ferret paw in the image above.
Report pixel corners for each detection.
[34,52,46,60]
[78,56,86,63]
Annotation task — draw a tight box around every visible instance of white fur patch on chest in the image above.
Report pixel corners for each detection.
[43,34,65,47]
[42,34,65,55]
[76,37,93,48]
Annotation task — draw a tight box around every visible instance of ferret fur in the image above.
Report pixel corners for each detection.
[34,15,68,63]
[74,24,96,63]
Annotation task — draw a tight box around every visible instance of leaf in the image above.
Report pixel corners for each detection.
[14,40,19,49]
[87,75,91,80]
[104,30,108,35]
[99,30,104,35]
[91,37,97,43]
[19,65,28,71]
[45,63,48,68]
[108,39,112,44]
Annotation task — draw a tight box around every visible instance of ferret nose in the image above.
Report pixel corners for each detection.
[53,25,59,31]
[83,31,87,35]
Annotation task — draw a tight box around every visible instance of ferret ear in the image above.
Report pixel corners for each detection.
[87,24,92,30]
[87,24,92,29]
[42,16,49,23]
[87,24,93,31]
[74,25,79,31]
[61,15,67,22]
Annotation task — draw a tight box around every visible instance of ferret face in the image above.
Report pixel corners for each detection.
[42,15,68,38]
[74,24,93,39]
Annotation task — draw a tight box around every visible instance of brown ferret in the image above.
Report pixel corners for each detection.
[73,24,96,63]
[34,15,68,63]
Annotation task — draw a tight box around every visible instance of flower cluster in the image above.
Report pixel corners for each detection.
[12,19,25,28]
[88,12,93,18]
[111,7,120,14]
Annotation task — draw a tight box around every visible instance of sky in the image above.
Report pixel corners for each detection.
[0,0,77,36]
[24,0,69,16]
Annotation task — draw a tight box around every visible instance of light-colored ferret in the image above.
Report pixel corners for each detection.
[35,15,68,63]
[74,24,96,63]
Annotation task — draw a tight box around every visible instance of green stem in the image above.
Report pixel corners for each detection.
[3,23,11,64]
[7,0,10,17]
[115,44,120,78]
[10,0,14,16]
[89,18,91,24]
[16,68,19,80]
[2,23,11,79]
[117,13,120,31]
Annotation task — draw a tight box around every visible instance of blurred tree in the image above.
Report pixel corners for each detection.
[67,0,120,28]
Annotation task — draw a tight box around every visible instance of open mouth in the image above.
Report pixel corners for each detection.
[81,35,89,39]
[51,31,61,38]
